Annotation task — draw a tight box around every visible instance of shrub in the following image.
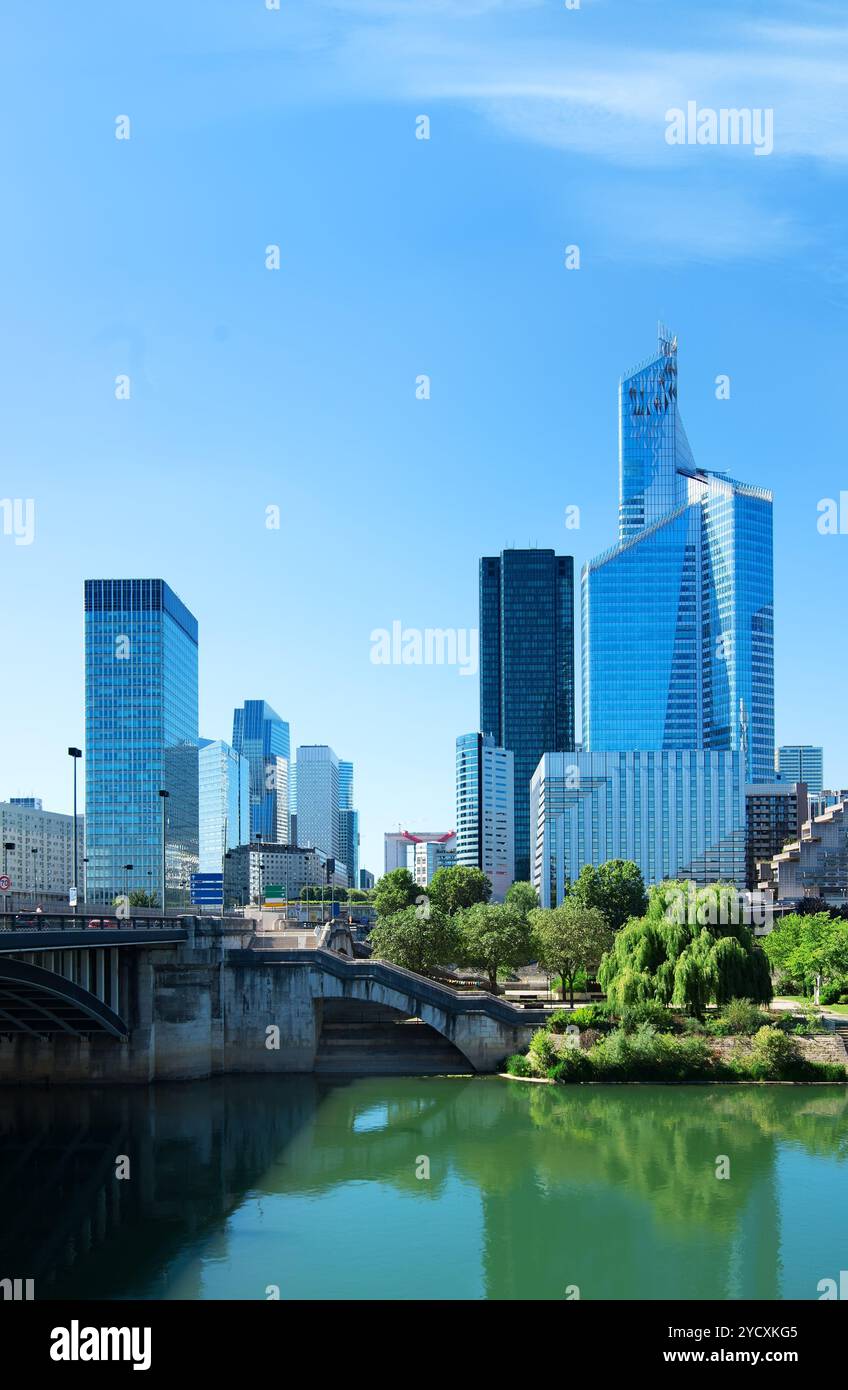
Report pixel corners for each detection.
[589,1025,712,1083]
[505,1053,532,1077]
[680,1015,707,1035]
[528,1029,558,1071]
[548,1051,592,1083]
[748,1026,799,1079]
[619,1001,676,1034]
[713,998,772,1037]
[548,1003,611,1033]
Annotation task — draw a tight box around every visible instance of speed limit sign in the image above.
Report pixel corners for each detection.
[0,875,11,892]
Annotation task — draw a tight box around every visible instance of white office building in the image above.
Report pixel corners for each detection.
[456,732,515,899]
[0,799,81,900]
[531,750,746,907]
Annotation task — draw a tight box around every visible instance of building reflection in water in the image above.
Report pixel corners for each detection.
[1,1079,846,1300]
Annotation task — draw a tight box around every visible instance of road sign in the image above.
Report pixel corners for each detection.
[0,875,12,892]
[69,887,78,906]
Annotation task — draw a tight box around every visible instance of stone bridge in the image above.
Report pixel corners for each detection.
[0,916,547,1083]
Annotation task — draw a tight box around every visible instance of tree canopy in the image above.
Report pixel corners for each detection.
[457,901,534,992]
[369,905,462,977]
[529,900,613,1004]
[427,864,491,915]
[374,868,420,919]
[504,881,539,920]
[598,880,772,1015]
[568,860,647,931]
[762,912,848,1004]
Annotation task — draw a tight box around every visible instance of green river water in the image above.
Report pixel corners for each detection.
[2,1076,846,1300]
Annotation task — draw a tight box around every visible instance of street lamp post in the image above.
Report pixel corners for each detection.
[254,834,264,916]
[68,747,82,914]
[123,863,134,900]
[31,847,38,907]
[158,790,169,916]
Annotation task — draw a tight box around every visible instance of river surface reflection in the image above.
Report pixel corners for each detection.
[1,1077,846,1300]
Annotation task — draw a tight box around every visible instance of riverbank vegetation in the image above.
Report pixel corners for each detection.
[506,998,847,1084]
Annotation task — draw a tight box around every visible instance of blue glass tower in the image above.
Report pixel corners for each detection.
[232,700,290,843]
[198,739,250,873]
[84,579,199,907]
[480,550,575,882]
[583,329,774,780]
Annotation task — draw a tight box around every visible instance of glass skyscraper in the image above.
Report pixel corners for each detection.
[296,745,340,861]
[582,329,774,781]
[84,578,199,907]
[339,760,354,810]
[198,739,250,874]
[480,549,575,882]
[337,760,359,886]
[231,700,290,843]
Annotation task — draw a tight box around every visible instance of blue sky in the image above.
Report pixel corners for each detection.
[1,0,846,878]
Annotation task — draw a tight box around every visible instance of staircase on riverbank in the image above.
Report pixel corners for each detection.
[315,999,474,1076]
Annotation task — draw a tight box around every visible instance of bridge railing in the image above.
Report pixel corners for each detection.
[243,945,552,1026]
[0,912,190,934]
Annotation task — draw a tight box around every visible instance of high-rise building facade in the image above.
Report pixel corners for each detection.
[480,549,575,882]
[745,780,807,890]
[84,578,199,906]
[232,700,290,844]
[339,760,354,810]
[582,329,774,781]
[777,746,823,796]
[296,745,340,860]
[338,808,359,888]
[531,750,746,906]
[198,739,250,874]
[456,732,515,900]
[0,801,79,898]
[337,759,359,886]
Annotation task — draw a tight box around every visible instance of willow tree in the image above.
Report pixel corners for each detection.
[598,880,772,1016]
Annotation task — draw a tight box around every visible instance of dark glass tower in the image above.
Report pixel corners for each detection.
[84,579,199,907]
[480,550,575,882]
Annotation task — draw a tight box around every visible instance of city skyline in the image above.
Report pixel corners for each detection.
[2,1,846,878]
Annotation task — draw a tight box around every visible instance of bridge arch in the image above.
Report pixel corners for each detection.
[0,958,128,1038]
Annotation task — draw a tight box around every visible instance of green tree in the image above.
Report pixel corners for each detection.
[427,864,491,915]
[457,902,534,993]
[530,901,613,1005]
[374,868,420,919]
[369,905,462,977]
[763,912,848,1004]
[599,879,773,1015]
[504,881,539,921]
[128,889,157,908]
[569,860,648,931]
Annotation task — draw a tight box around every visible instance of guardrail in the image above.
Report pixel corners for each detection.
[0,912,190,933]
